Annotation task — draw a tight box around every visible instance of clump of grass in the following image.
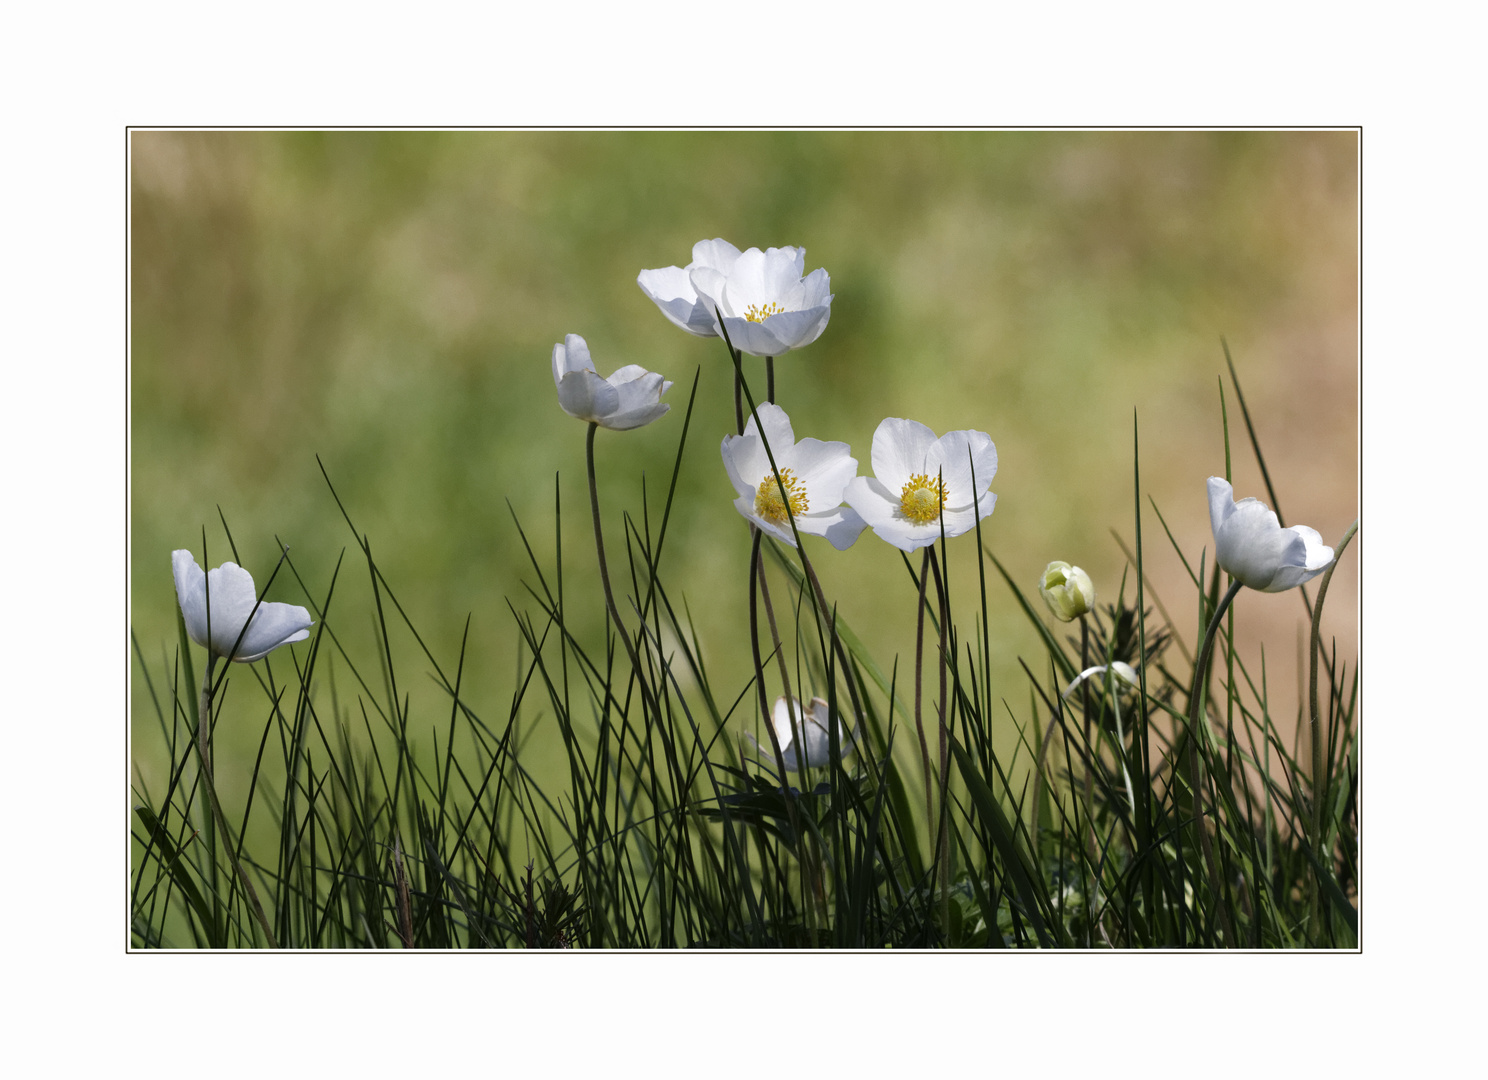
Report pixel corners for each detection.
[131,300,1356,950]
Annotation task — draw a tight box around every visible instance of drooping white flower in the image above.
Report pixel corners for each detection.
[686,242,833,357]
[842,418,997,553]
[745,695,859,773]
[552,333,672,430]
[172,550,313,662]
[636,239,742,338]
[720,403,865,550]
[1040,561,1095,622]
[1062,661,1139,700]
[1207,477,1334,592]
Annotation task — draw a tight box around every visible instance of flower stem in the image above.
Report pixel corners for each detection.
[587,422,654,695]
[195,655,281,949]
[1187,577,1244,944]
[766,356,776,404]
[1309,520,1358,913]
[1079,616,1098,858]
[733,361,745,435]
[755,535,800,760]
[927,545,953,931]
[912,549,935,842]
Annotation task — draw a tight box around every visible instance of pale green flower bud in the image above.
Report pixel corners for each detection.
[1040,561,1095,622]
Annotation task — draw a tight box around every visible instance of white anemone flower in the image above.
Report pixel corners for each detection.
[636,238,742,338]
[686,242,833,357]
[552,333,672,430]
[745,695,859,773]
[843,418,998,553]
[1207,477,1334,592]
[172,550,313,662]
[720,403,866,550]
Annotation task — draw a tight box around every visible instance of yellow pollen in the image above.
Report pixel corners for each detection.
[899,473,947,525]
[754,468,809,525]
[744,301,785,323]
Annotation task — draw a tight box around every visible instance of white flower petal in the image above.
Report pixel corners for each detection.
[551,334,596,386]
[690,237,742,274]
[721,248,773,310]
[870,418,940,491]
[925,429,997,507]
[1207,476,1236,539]
[790,437,858,506]
[815,505,868,550]
[689,265,729,316]
[556,368,620,424]
[743,402,797,462]
[636,266,717,337]
[760,247,807,299]
[202,561,261,657]
[800,268,832,308]
[718,316,787,357]
[234,602,314,662]
[173,549,209,648]
[757,307,832,352]
[607,370,674,430]
[721,433,764,500]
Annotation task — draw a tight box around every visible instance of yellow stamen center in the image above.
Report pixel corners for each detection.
[899,473,947,525]
[754,468,809,525]
[744,302,785,323]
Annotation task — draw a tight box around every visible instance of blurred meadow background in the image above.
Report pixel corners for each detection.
[129,130,1357,811]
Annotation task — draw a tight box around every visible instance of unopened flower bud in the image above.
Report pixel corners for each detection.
[1040,561,1095,622]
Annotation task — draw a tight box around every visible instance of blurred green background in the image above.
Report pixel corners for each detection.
[130,131,1358,797]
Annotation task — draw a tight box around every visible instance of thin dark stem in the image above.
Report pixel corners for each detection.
[733,362,745,435]
[1079,615,1097,859]
[927,545,952,927]
[587,423,626,648]
[756,544,799,753]
[1187,577,1244,945]
[586,425,667,724]
[195,655,281,949]
[912,549,934,833]
[746,530,794,792]
[766,356,776,404]
[1310,521,1359,883]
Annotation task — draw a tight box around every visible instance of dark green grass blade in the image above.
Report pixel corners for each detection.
[133,805,218,946]
[949,738,1060,947]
